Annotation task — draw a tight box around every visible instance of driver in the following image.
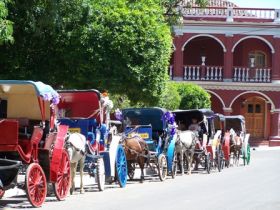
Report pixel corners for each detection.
[188,118,201,133]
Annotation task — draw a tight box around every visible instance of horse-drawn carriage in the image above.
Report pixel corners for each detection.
[121,108,177,181]
[57,90,127,191]
[173,109,224,174]
[223,115,250,166]
[0,80,70,207]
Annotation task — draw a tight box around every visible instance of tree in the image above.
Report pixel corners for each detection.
[0,0,172,106]
[0,0,13,44]
[176,83,210,109]
[159,82,181,110]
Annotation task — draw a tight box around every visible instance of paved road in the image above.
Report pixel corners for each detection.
[1,148,280,210]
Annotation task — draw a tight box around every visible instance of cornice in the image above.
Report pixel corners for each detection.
[181,81,280,92]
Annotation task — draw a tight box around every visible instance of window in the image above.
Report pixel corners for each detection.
[255,104,261,113]
[248,51,266,68]
[247,104,254,113]
[0,99,7,118]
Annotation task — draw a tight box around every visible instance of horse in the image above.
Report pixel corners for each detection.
[65,132,87,194]
[123,134,149,183]
[229,129,243,166]
[175,130,197,175]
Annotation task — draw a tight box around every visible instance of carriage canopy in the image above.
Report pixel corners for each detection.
[224,115,246,132]
[122,107,167,131]
[57,89,103,122]
[0,80,59,121]
[172,109,214,129]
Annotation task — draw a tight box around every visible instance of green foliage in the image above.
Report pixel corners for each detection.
[159,82,181,110]
[0,0,13,44]
[0,0,172,106]
[176,83,210,109]
[82,0,172,105]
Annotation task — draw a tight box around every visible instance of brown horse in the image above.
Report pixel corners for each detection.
[123,135,149,183]
[229,129,243,166]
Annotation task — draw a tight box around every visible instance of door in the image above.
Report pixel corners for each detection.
[244,97,265,139]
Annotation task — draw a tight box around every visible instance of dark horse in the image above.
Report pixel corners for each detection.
[123,135,149,183]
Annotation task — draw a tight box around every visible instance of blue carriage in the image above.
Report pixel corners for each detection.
[122,107,177,181]
[57,90,127,190]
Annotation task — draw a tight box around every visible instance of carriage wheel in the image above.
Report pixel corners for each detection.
[158,154,167,181]
[127,162,136,180]
[25,163,47,207]
[171,151,177,179]
[96,157,105,191]
[220,150,225,170]
[53,149,71,201]
[115,145,127,188]
[246,144,251,165]
[205,153,211,174]
[216,150,222,172]
[0,189,5,199]
[243,144,251,166]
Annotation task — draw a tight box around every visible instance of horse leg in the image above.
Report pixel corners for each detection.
[70,162,77,195]
[79,156,85,194]
[187,151,192,175]
[139,158,145,183]
[189,151,194,175]
[180,149,184,175]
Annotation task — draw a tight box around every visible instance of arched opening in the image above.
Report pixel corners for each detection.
[230,92,273,140]
[183,36,224,66]
[207,90,225,114]
[233,38,272,68]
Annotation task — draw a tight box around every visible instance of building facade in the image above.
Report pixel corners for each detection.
[170,0,280,146]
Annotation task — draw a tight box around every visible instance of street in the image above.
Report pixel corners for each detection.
[1,148,280,210]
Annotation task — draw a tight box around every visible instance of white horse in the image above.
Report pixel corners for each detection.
[175,130,197,175]
[66,132,87,194]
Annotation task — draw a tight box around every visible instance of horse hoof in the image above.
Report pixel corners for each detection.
[80,189,85,194]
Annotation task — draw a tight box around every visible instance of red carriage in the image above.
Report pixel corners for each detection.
[0,80,70,207]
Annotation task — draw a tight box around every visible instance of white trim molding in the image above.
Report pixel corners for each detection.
[207,90,226,108]
[231,35,275,54]
[189,81,280,92]
[229,91,275,110]
[181,34,227,52]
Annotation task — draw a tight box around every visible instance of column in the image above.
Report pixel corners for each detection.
[173,35,184,81]
[272,37,280,81]
[269,110,280,146]
[223,107,232,116]
[223,35,233,82]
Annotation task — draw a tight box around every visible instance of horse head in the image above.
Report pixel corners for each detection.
[65,133,87,163]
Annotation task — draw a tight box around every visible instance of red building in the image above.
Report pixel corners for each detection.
[170,0,280,146]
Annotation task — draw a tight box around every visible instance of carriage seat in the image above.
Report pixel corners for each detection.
[18,118,31,139]
[17,126,43,163]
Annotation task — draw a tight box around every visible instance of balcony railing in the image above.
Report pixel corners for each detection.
[183,65,223,81]
[169,65,272,83]
[180,6,280,23]
[233,67,271,82]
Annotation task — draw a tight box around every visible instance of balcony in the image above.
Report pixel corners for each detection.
[169,66,272,83]
[180,6,280,23]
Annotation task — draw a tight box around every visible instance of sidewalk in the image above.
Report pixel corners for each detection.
[251,146,280,151]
